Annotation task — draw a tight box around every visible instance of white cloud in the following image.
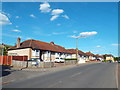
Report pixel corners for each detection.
[70,35,80,38]
[30,14,36,18]
[39,2,51,13]
[15,16,20,19]
[0,13,12,25]
[11,29,21,32]
[39,2,69,21]
[51,9,64,15]
[62,14,69,19]
[111,44,120,46]
[96,45,101,48]
[50,15,59,21]
[50,9,64,21]
[80,31,97,37]
[70,31,97,38]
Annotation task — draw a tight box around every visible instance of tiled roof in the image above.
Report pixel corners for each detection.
[104,54,113,57]
[9,39,109,58]
[9,39,67,53]
[94,54,104,58]
[85,52,95,56]
[66,49,77,54]
[66,49,86,55]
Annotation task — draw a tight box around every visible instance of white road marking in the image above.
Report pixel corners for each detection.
[70,72,82,78]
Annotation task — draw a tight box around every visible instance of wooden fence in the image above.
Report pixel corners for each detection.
[0,56,28,65]
[12,56,28,61]
[0,56,12,65]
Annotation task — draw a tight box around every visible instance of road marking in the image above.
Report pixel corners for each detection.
[70,72,82,78]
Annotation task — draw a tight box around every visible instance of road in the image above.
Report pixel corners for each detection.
[3,62,118,88]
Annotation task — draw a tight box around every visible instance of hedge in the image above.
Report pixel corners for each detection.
[65,58,77,61]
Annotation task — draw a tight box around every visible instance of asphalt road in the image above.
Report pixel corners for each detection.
[3,62,118,88]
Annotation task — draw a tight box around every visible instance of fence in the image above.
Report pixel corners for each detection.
[0,56,12,65]
[12,56,28,61]
[0,56,28,66]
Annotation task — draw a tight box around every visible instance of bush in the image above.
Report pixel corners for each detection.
[102,60,107,62]
[65,58,77,61]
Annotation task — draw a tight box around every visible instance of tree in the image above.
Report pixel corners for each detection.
[114,57,120,61]
[3,46,10,55]
[103,55,106,60]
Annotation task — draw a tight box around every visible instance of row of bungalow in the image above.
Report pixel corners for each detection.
[7,38,112,62]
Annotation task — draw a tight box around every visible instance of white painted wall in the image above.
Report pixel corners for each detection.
[8,48,32,59]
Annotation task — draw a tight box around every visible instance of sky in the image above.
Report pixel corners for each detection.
[1,2,119,56]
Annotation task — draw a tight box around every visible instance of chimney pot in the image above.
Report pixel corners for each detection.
[50,41,54,45]
[17,37,21,48]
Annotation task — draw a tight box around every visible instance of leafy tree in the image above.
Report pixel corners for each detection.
[103,55,106,60]
[114,57,120,61]
[3,46,10,55]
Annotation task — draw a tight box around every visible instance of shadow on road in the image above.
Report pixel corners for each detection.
[0,65,11,77]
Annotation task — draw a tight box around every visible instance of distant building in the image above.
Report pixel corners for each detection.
[104,54,114,62]
[94,54,104,61]
[85,52,96,61]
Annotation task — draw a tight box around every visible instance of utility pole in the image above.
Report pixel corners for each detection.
[76,38,79,61]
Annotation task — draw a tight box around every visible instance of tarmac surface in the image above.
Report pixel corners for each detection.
[2,62,118,88]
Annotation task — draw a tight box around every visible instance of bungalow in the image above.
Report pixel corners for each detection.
[94,54,104,61]
[85,51,96,61]
[66,49,87,60]
[104,54,114,62]
[8,38,68,61]
[66,49,77,58]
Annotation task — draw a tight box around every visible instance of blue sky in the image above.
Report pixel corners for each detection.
[1,2,118,56]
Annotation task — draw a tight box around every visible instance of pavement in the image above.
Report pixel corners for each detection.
[2,62,118,88]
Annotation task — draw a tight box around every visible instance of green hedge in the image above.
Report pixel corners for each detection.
[102,60,108,62]
[65,58,77,61]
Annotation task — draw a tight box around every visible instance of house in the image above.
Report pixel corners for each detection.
[66,49,87,59]
[66,49,77,58]
[104,54,114,62]
[64,49,73,59]
[78,50,89,62]
[94,54,104,61]
[85,51,96,61]
[8,38,68,61]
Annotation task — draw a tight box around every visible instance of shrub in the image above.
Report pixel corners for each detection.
[102,60,107,62]
[65,58,77,61]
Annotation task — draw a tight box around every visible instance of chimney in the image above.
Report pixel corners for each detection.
[50,41,54,45]
[17,37,21,48]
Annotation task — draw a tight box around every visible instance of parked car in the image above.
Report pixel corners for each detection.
[54,57,65,63]
[44,60,54,62]
[118,60,120,63]
[96,59,100,61]
[27,58,41,66]
[108,60,112,63]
